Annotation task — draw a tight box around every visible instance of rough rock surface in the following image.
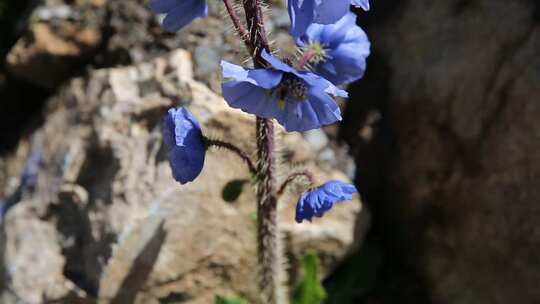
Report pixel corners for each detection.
[0,50,367,304]
[343,1,540,303]
[6,22,101,89]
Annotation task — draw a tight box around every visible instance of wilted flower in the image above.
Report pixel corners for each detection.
[221,50,347,132]
[288,0,370,39]
[163,107,206,184]
[298,12,370,85]
[150,0,208,32]
[295,180,357,223]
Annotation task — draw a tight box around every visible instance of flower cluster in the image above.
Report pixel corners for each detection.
[151,0,371,222]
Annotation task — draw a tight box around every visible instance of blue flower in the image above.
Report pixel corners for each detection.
[298,12,370,85]
[150,0,208,32]
[163,107,206,184]
[288,0,370,39]
[295,180,357,223]
[221,50,347,132]
[351,0,370,11]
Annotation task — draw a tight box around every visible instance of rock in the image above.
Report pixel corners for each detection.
[5,22,100,89]
[1,201,88,303]
[304,129,330,152]
[34,5,75,21]
[344,1,540,303]
[1,49,367,303]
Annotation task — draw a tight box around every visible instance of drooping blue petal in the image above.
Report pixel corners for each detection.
[150,0,208,32]
[305,87,343,125]
[277,101,320,132]
[163,107,206,184]
[222,81,283,119]
[295,180,358,223]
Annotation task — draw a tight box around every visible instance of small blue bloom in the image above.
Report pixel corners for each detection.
[163,107,206,184]
[298,12,370,85]
[295,180,357,223]
[288,0,370,39]
[150,0,208,32]
[221,50,347,132]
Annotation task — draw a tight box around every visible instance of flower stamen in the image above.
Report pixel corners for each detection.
[274,74,308,108]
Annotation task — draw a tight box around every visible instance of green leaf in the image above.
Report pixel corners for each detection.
[292,252,327,304]
[215,295,250,304]
[222,179,248,203]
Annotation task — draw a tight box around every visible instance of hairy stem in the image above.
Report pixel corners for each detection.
[241,0,288,303]
[204,138,256,175]
[277,170,315,197]
[243,0,270,65]
[255,117,287,304]
[222,0,254,52]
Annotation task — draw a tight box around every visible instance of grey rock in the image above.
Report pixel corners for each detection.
[194,46,221,80]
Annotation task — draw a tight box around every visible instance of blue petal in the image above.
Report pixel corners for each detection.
[300,13,370,85]
[149,0,180,14]
[222,81,282,119]
[163,107,206,184]
[162,0,207,32]
[306,88,343,125]
[351,0,370,11]
[313,0,350,25]
[261,50,297,74]
[320,12,358,49]
[221,60,283,89]
[295,180,358,223]
[297,72,348,98]
[278,101,320,132]
[288,0,315,40]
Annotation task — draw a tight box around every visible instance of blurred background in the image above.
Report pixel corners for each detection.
[0,0,539,303]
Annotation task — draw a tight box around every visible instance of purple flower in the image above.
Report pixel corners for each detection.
[298,12,370,85]
[295,180,357,223]
[221,50,347,132]
[288,0,370,39]
[163,107,206,184]
[150,0,208,32]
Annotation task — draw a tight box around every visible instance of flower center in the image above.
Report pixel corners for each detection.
[274,74,308,109]
[305,42,327,65]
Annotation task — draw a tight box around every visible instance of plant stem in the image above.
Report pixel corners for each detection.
[255,117,287,304]
[277,170,315,197]
[204,138,256,175]
[242,0,270,65]
[222,0,254,52]
[241,0,287,303]
[222,0,288,301]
